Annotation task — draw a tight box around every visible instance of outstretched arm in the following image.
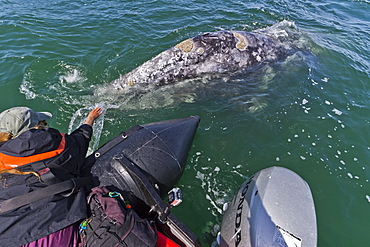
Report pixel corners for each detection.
[84,107,103,126]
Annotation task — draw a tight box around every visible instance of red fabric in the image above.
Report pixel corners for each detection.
[156,230,181,247]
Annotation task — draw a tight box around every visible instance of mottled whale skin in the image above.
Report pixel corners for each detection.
[112,31,282,90]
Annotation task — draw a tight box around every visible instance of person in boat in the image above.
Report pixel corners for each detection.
[0,106,102,247]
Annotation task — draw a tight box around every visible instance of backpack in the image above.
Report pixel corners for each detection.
[79,186,157,247]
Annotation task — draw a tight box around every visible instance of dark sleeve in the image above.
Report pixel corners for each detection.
[69,124,93,141]
[46,124,93,179]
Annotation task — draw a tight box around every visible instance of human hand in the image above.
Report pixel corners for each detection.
[84,107,103,126]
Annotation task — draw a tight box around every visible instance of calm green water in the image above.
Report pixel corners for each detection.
[1,0,369,246]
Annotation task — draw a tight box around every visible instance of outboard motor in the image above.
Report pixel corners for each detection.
[219,166,317,247]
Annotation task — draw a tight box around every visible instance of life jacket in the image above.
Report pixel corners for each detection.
[0,128,91,247]
[0,133,66,170]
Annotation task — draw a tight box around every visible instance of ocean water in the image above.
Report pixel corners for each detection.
[1,0,369,246]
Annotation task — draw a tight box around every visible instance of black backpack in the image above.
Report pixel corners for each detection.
[79,186,157,247]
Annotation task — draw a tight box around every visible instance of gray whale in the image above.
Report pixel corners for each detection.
[112,30,288,90]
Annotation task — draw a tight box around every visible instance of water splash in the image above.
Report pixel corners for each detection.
[59,68,84,84]
[19,79,37,99]
[68,102,106,156]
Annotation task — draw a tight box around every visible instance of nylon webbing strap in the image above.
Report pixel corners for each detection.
[0,177,91,214]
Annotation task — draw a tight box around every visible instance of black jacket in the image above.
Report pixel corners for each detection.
[0,124,93,247]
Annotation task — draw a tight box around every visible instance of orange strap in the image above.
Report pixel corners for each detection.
[0,134,66,170]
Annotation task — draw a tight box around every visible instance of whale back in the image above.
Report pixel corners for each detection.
[112,31,278,89]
